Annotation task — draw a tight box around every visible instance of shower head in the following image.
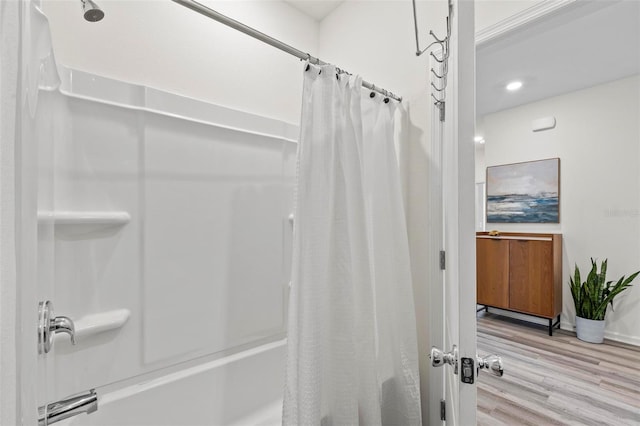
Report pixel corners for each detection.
[81,0,104,22]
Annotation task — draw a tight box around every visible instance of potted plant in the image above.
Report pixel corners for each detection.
[569,258,639,343]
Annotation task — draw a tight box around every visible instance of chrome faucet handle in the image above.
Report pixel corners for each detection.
[38,301,76,354]
[51,315,76,345]
[476,354,504,377]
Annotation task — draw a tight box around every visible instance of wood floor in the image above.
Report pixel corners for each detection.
[477,312,640,426]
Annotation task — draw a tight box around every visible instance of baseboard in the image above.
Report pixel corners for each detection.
[560,321,640,347]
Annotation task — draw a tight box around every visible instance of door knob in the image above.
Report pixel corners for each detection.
[476,354,504,377]
[430,345,458,374]
[38,301,76,354]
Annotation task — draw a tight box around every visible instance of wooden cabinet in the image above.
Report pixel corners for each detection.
[476,232,562,335]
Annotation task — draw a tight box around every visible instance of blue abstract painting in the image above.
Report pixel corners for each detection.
[487,158,560,223]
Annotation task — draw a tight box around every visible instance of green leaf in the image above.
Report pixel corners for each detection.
[568,259,639,320]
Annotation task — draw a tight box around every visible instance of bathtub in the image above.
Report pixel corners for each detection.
[60,339,286,426]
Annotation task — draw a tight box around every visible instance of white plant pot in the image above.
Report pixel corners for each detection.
[575,316,605,343]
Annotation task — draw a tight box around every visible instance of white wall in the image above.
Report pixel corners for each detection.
[480,75,640,345]
[319,1,447,103]
[42,0,319,125]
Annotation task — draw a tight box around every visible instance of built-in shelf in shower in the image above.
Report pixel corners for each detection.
[56,309,131,343]
[37,211,131,233]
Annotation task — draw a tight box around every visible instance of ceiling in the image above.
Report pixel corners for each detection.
[284,1,344,21]
[477,0,640,117]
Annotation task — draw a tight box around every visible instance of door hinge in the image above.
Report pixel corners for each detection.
[440,399,446,421]
[440,250,446,270]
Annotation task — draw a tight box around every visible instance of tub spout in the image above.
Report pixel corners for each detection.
[38,389,98,426]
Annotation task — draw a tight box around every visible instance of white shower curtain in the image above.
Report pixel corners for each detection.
[284,64,421,426]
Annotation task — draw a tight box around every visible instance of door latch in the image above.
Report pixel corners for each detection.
[461,357,474,384]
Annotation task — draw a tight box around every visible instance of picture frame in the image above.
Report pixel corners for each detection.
[486,158,560,223]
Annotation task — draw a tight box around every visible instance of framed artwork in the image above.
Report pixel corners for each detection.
[486,158,560,223]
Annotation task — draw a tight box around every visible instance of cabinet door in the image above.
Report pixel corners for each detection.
[476,238,510,308]
[509,239,553,317]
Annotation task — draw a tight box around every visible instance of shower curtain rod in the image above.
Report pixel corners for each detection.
[171,0,402,102]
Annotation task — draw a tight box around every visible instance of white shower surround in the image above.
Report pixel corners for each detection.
[35,65,297,424]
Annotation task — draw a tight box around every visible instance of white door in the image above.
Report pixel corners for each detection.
[427,0,477,424]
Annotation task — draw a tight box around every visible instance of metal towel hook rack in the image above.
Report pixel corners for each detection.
[430,51,445,63]
[431,82,446,92]
[429,26,448,44]
[412,0,453,121]
[430,68,443,79]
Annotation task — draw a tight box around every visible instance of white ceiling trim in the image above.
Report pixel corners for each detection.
[476,0,576,45]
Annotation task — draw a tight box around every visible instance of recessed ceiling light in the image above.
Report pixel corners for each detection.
[506,81,523,91]
[474,136,485,144]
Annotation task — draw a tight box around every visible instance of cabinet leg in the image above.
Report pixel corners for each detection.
[548,315,561,336]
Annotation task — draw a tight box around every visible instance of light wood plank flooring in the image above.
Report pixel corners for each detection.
[477,312,640,426]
